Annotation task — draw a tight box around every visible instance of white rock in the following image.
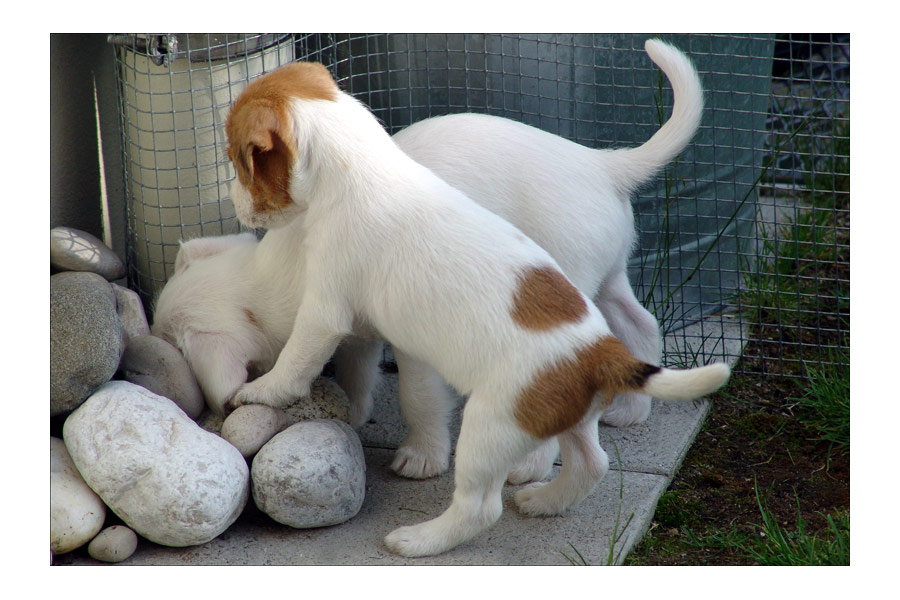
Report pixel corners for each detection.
[87,526,138,563]
[63,381,249,547]
[252,420,366,528]
[222,405,292,458]
[50,437,106,554]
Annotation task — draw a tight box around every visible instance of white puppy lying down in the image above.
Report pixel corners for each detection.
[205,38,728,557]
[152,38,704,485]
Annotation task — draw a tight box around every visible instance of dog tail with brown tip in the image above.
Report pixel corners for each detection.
[591,337,730,405]
[639,362,730,401]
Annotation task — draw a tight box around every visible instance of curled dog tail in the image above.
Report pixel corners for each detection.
[606,38,704,195]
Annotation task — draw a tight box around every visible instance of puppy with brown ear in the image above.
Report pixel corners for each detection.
[224,44,728,557]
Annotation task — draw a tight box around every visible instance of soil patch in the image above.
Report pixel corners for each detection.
[627,349,850,565]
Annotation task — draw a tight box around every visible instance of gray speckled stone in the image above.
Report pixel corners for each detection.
[283,377,351,424]
[251,420,365,529]
[119,334,205,419]
[51,226,125,281]
[63,381,249,547]
[112,284,150,345]
[50,271,124,416]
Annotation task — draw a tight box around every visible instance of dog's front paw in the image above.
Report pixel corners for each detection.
[384,522,451,558]
[391,443,450,479]
[226,375,300,414]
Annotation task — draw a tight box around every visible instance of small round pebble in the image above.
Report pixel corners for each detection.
[219,378,351,457]
[88,526,138,563]
[222,404,291,458]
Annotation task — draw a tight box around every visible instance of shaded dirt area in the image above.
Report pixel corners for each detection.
[626,351,849,565]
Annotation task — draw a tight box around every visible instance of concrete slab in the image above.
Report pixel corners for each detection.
[56,314,743,566]
[91,448,669,566]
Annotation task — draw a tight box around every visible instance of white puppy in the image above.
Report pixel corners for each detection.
[219,38,727,557]
[153,38,703,484]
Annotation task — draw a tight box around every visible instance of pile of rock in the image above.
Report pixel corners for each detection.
[50,226,366,564]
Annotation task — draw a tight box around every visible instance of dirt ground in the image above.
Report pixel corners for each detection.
[626,349,850,565]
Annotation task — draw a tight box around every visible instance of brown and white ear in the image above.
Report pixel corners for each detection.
[234,105,282,184]
[228,102,295,195]
[174,233,257,273]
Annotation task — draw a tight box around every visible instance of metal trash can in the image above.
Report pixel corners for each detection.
[111,34,295,305]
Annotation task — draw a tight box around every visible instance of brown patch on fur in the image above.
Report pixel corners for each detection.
[515,337,661,439]
[244,308,262,330]
[510,266,589,331]
[225,62,339,215]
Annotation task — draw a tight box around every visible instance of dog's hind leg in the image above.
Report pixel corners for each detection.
[333,335,384,428]
[384,393,538,557]
[596,268,660,426]
[506,437,559,484]
[514,409,609,516]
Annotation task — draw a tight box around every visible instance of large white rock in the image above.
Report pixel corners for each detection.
[63,381,249,547]
[252,420,366,529]
[50,437,106,554]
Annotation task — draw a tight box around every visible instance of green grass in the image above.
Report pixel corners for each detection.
[790,350,850,455]
[685,484,849,566]
[739,205,849,331]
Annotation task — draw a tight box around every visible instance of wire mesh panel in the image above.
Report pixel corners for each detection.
[746,34,850,376]
[114,33,849,377]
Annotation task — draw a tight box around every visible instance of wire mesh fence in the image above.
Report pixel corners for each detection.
[111,33,849,378]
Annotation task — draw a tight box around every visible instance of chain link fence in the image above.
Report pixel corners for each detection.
[111,33,849,378]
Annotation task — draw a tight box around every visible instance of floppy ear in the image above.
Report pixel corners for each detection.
[227,103,295,194]
[174,233,257,273]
